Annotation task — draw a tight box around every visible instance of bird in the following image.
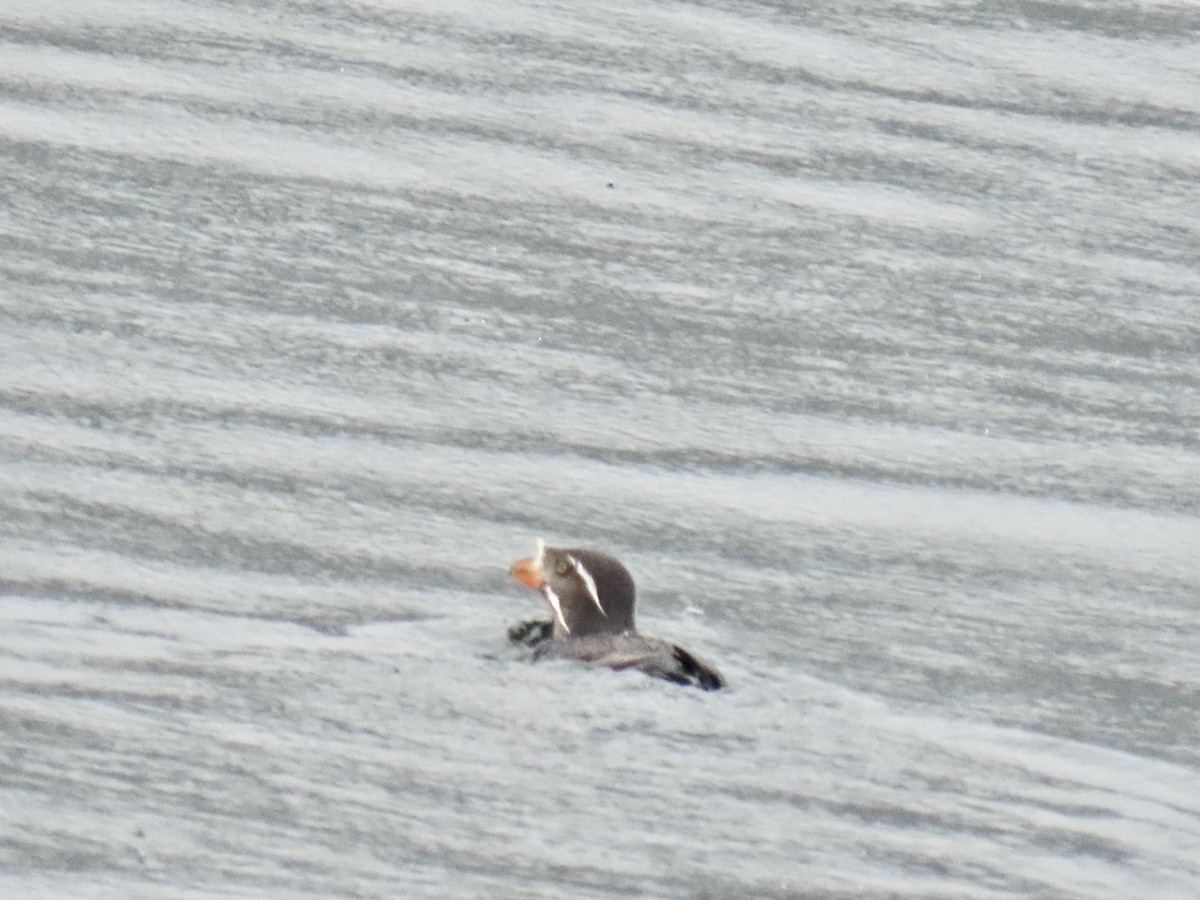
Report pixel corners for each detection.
[506,539,725,691]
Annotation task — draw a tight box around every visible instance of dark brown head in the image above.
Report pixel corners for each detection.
[508,539,637,639]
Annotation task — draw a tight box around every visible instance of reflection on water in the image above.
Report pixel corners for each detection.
[2,0,1199,896]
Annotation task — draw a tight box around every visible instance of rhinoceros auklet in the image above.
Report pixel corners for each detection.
[507,539,725,691]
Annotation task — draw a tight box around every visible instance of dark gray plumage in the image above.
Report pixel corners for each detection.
[507,540,725,691]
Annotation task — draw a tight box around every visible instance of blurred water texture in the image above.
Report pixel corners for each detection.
[2,0,1199,897]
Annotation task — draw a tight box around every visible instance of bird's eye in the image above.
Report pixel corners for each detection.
[553,558,572,578]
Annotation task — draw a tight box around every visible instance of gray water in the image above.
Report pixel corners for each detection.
[3,0,1200,897]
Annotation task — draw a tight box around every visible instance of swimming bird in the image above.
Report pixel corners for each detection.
[507,539,725,691]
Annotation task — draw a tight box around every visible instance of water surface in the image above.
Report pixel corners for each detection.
[3,0,1199,896]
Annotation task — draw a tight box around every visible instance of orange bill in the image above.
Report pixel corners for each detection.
[508,556,545,590]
